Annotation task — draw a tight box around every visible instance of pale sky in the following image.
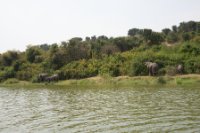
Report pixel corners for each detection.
[0,0,199,53]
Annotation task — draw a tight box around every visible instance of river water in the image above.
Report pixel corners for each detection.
[0,87,200,133]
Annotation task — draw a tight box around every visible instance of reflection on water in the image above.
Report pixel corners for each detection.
[0,87,200,132]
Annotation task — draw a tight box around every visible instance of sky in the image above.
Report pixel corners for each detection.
[0,0,200,53]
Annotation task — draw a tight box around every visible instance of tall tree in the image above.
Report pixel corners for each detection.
[143,29,152,42]
[0,51,19,66]
[128,28,140,36]
[162,28,171,36]
[172,25,178,33]
[26,47,40,63]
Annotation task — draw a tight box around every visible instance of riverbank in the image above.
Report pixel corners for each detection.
[1,74,200,88]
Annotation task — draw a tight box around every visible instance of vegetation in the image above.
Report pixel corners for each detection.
[0,20,200,83]
[1,75,200,88]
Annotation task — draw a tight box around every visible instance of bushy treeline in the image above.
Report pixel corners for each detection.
[0,21,200,82]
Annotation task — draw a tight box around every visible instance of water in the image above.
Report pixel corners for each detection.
[0,87,200,133]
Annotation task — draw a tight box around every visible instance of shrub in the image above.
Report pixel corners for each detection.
[192,36,200,43]
[61,60,98,79]
[167,32,179,43]
[4,78,19,84]
[165,66,177,76]
[31,76,40,83]
[157,68,166,76]
[16,71,33,81]
[184,57,200,74]
[182,33,191,41]
[0,67,15,81]
[180,43,200,55]
[129,55,148,76]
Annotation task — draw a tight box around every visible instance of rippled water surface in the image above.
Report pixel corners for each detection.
[0,87,200,133]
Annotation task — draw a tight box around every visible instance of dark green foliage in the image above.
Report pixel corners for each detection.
[26,46,40,63]
[180,43,200,55]
[13,61,21,71]
[129,54,149,76]
[162,28,171,36]
[113,37,142,52]
[182,33,191,41]
[0,67,15,81]
[50,52,66,70]
[178,21,198,33]
[97,35,108,40]
[69,37,83,46]
[148,32,164,45]
[39,44,50,51]
[50,44,59,54]
[67,42,90,61]
[167,32,179,43]
[197,22,200,33]
[34,55,44,63]
[85,37,90,41]
[184,57,200,74]
[143,29,152,42]
[114,37,130,52]
[16,71,32,80]
[0,51,19,66]
[172,25,178,33]
[128,28,141,36]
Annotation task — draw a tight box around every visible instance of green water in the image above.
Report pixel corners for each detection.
[0,87,200,133]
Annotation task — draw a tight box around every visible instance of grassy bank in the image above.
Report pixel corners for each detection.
[1,74,200,88]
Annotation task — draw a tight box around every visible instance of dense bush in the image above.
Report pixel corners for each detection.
[0,67,15,81]
[60,60,98,79]
[129,54,149,76]
[184,57,200,74]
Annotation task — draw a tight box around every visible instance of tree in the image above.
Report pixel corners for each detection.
[49,43,66,69]
[91,36,97,41]
[13,60,22,71]
[39,44,50,51]
[143,29,152,42]
[172,25,178,33]
[85,37,90,41]
[114,37,129,52]
[90,41,101,58]
[50,43,59,55]
[26,46,40,63]
[182,33,191,41]
[69,37,82,46]
[67,43,90,61]
[128,28,140,36]
[149,32,164,45]
[0,51,19,66]
[50,51,66,70]
[178,21,198,32]
[162,28,171,36]
[97,35,108,40]
[197,22,200,33]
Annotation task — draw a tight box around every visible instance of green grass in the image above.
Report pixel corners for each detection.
[1,75,200,88]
